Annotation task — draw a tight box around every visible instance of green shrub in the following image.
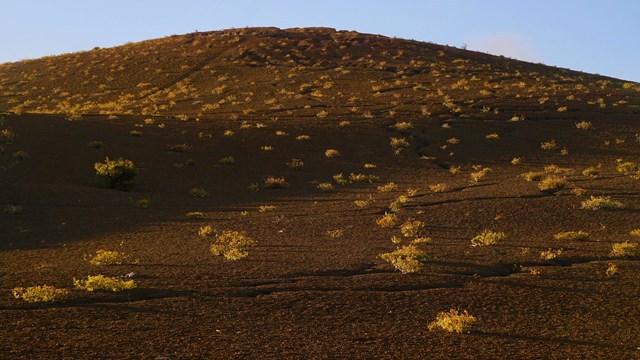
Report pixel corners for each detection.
[94,157,138,190]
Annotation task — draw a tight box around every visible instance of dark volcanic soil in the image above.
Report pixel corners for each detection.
[1,112,639,359]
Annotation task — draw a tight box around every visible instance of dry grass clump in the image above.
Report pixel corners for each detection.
[209,230,257,260]
[540,140,557,150]
[485,133,500,139]
[354,199,369,207]
[554,231,590,241]
[89,250,129,265]
[392,121,414,130]
[615,159,637,175]
[317,182,334,191]
[521,171,545,182]
[390,137,410,155]
[189,187,209,198]
[264,177,288,189]
[0,128,15,143]
[470,230,505,246]
[348,173,381,183]
[605,263,619,277]
[400,219,427,238]
[580,196,624,210]
[377,182,398,192]
[575,121,593,130]
[198,225,214,237]
[286,158,304,170]
[629,229,640,237]
[12,285,68,303]
[428,309,477,333]
[376,212,399,228]
[511,157,522,165]
[582,167,600,177]
[540,248,562,260]
[379,245,426,273]
[258,205,276,213]
[429,183,448,193]
[538,175,568,193]
[296,135,311,141]
[324,149,341,158]
[74,275,136,292]
[610,242,638,257]
[325,229,344,238]
[469,166,491,184]
[447,137,460,144]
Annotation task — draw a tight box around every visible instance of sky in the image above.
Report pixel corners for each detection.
[1,1,638,82]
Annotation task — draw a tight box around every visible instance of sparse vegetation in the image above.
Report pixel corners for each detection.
[428,309,477,333]
[379,245,426,273]
[89,250,129,265]
[74,275,136,292]
[538,175,568,193]
[580,196,624,210]
[264,177,288,189]
[376,212,399,228]
[209,230,257,260]
[470,230,505,246]
[94,157,138,190]
[324,149,341,158]
[554,231,589,241]
[610,242,638,257]
[12,285,68,303]
[189,187,209,198]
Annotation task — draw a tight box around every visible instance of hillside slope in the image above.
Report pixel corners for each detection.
[0,27,638,120]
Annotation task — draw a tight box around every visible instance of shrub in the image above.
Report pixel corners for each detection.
[580,196,624,210]
[219,156,235,165]
[629,229,640,237]
[470,167,491,184]
[605,263,618,277]
[286,158,304,170]
[94,157,138,190]
[258,205,276,212]
[485,133,499,139]
[511,157,522,165]
[198,225,214,237]
[379,245,426,273]
[89,250,129,265]
[189,188,209,197]
[540,140,556,150]
[400,219,427,238]
[429,183,448,193]
[538,176,568,193]
[264,177,288,189]
[575,121,592,130]
[376,213,399,228]
[392,121,414,130]
[470,230,505,246]
[296,135,311,141]
[12,285,68,303]
[209,230,257,260]
[428,309,477,333]
[136,198,149,208]
[325,149,341,158]
[317,182,334,191]
[390,137,410,155]
[0,128,15,143]
[522,171,544,182]
[554,231,589,241]
[74,275,136,292]
[582,167,599,177]
[377,182,398,192]
[610,242,638,257]
[540,248,562,260]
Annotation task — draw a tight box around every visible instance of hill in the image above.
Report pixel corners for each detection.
[1,28,639,359]
[1,27,638,120]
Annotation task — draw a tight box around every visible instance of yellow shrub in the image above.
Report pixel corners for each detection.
[13,285,68,303]
[74,275,136,292]
[209,230,257,260]
[379,245,426,273]
[428,309,477,333]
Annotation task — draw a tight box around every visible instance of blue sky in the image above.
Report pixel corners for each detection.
[1,1,638,81]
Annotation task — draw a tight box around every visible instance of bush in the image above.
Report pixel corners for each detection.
[428,309,477,333]
[379,245,426,273]
[610,242,638,257]
[94,157,138,190]
[13,285,68,303]
[538,176,568,193]
[554,231,589,241]
[89,250,129,265]
[580,196,624,210]
[209,230,257,260]
[470,230,505,246]
[73,275,136,292]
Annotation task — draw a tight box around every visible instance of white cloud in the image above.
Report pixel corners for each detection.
[466,34,539,63]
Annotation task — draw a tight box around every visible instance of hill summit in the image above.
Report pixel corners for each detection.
[0,27,638,119]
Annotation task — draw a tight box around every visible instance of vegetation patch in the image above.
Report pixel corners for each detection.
[12,285,68,303]
[94,157,138,190]
[379,245,426,273]
[74,275,136,292]
[428,309,477,333]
